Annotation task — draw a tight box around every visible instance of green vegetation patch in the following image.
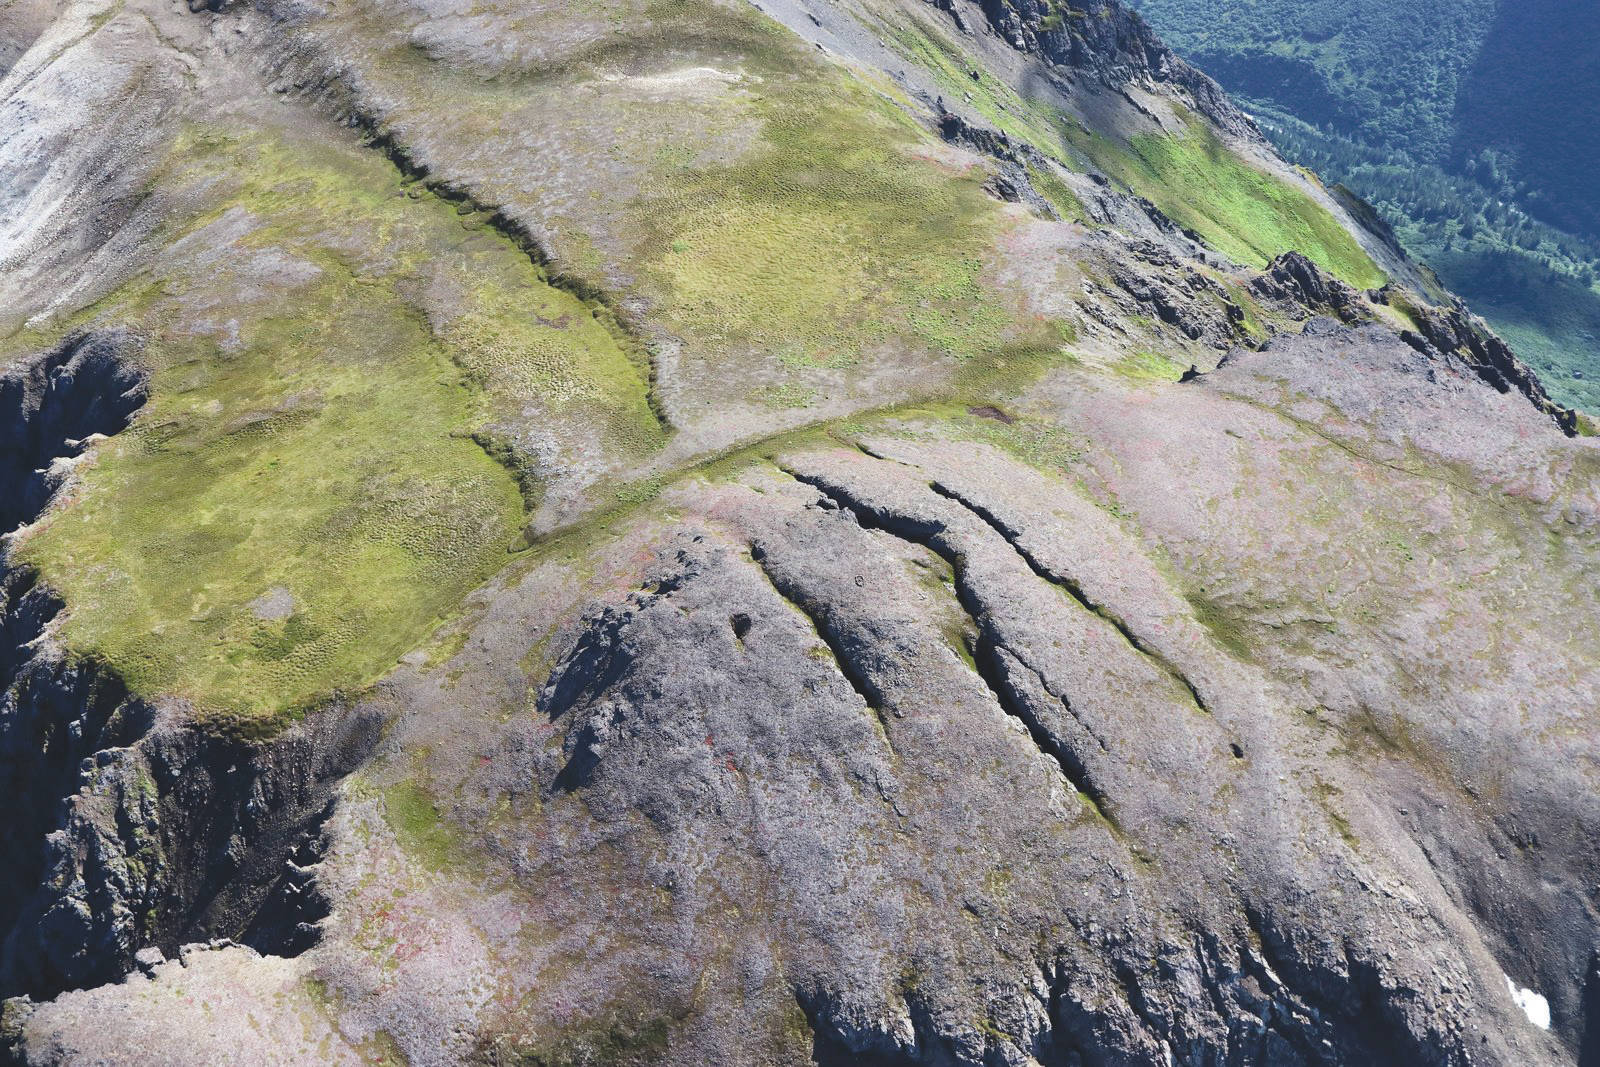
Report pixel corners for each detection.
[22,274,524,722]
[383,781,465,873]
[877,9,1066,157]
[16,127,658,725]
[1066,115,1385,287]
[1113,349,1189,382]
[637,59,1025,372]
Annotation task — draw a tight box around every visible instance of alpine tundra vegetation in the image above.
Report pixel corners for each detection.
[0,0,1596,1063]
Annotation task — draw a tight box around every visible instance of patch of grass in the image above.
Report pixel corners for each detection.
[383,781,463,873]
[759,382,817,409]
[1066,114,1386,287]
[1312,777,1361,849]
[1025,162,1089,223]
[16,126,659,725]
[878,9,1065,155]
[502,1004,677,1067]
[1114,349,1189,382]
[21,276,523,721]
[637,60,1026,377]
[1183,592,1257,661]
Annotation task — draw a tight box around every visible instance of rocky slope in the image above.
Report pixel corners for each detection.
[0,0,1595,1063]
[1127,0,1600,413]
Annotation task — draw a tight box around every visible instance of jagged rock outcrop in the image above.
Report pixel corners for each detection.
[0,332,146,532]
[1400,300,1577,434]
[0,333,152,999]
[1101,236,1250,346]
[969,0,1256,138]
[1249,250,1366,325]
[0,705,382,1000]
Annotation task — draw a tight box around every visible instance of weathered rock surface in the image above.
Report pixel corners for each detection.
[10,324,1595,1065]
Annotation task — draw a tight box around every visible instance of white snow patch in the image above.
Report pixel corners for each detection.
[1505,975,1551,1029]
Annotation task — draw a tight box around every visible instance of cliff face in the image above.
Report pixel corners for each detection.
[0,0,1596,1063]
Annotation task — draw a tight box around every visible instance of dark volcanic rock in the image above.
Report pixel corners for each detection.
[972,0,1258,138]
[1249,250,1367,325]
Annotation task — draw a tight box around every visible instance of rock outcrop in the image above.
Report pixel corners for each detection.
[1249,250,1366,325]
[0,332,378,1004]
[1401,300,1578,434]
[970,0,1256,138]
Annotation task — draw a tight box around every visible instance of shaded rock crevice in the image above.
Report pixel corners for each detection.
[923,477,1213,717]
[0,330,147,535]
[748,543,895,746]
[975,639,1119,827]
[775,464,1122,824]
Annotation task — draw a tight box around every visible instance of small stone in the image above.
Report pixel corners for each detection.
[133,947,165,977]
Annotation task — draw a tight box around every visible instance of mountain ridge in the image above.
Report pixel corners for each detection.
[1128,0,1600,412]
[0,0,1595,1062]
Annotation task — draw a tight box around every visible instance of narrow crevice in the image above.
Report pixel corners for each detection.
[778,466,951,557]
[851,439,892,462]
[350,117,672,435]
[1001,640,1114,760]
[748,544,895,748]
[973,636,1120,830]
[926,479,1215,716]
[774,466,1120,826]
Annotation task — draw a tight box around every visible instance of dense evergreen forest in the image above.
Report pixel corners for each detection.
[1131,0,1600,410]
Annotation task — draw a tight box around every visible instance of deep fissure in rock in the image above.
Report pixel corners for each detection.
[749,542,895,745]
[975,639,1120,827]
[775,465,1120,823]
[925,479,1216,716]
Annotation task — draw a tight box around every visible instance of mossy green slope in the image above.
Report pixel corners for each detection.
[1071,116,1386,288]
[14,127,661,728]
[872,7,1382,288]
